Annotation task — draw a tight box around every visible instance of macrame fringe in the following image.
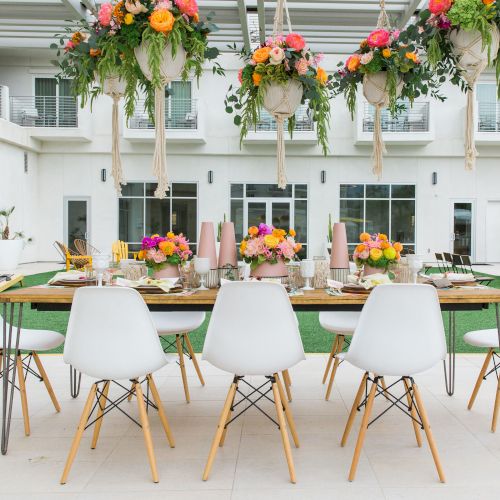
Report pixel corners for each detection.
[465,86,477,170]
[276,116,287,189]
[153,86,169,199]
[111,95,124,194]
[372,105,386,179]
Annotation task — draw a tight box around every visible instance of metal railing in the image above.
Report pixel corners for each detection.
[128,98,198,130]
[478,102,500,132]
[0,85,8,120]
[9,96,78,127]
[255,104,314,132]
[362,102,430,133]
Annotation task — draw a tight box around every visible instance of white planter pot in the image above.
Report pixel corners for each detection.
[263,80,303,117]
[95,73,127,96]
[0,239,23,273]
[134,42,187,84]
[363,72,403,106]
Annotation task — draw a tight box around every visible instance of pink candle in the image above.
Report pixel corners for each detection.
[330,222,350,269]
[218,222,237,267]
[198,222,218,270]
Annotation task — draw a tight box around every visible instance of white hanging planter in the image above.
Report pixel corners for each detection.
[363,71,403,106]
[134,41,187,84]
[102,74,127,96]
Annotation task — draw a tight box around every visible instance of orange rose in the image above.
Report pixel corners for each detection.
[294,243,302,253]
[289,229,296,237]
[316,67,328,85]
[380,241,390,249]
[483,0,495,5]
[248,226,259,236]
[252,72,262,86]
[138,250,145,260]
[360,232,371,242]
[346,54,361,72]
[193,12,199,22]
[378,233,388,241]
[252,46,271,63]
[89,48,101,57]
[159,240,176,256]
[355,244,367,253]
[272,228,286,239]
[393,242,403,252]
[150,8,175,33]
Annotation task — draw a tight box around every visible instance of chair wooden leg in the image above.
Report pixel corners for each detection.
[282,369,292,402]
[348,378,377,481]
[146,374,175,448]
[16,354,30,436]
[276,373,300,448]
[91,381,110,449]
[468,349,493,410]
[32,352,61,412]
[491,372,500,433]
[341,372,368,447]
[272,379,296,483]
[176,334,190,403]
[184,333,205,386]
[322,336,339,384]
[135,381,159,483]
[412,382,446,483]
[403,377,422,448]
[203,381,237,481]
[219,380,238,448]
[325,335,344,401]
[60,384,97,484]
[127,382,135,402]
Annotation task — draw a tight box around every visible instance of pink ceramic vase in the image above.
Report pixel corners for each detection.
[198,221,218,269]
[362,264,386,276]
[330,222,350,269]
[218,222,237,268]
[250,259,288,278]
[153,264,180,279]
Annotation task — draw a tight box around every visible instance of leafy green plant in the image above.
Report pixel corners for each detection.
[0,207,30,241]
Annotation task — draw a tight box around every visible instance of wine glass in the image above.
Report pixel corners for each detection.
[93,254,110,287]
[300,259,315,291]
[194,257,210,290]
[407,255,423,284]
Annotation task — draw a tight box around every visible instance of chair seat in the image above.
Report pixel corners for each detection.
[1,328,65,352]
[319,311,361,335]
[464,329,500,348]
[152,312,206,336]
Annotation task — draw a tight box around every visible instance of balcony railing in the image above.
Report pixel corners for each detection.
[128,98,198,130]
[362,102,430,133]
[255,104,314,132]
[9,96,78,127]
[478,102,500,132]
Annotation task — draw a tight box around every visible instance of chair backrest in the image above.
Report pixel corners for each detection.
[345,284,446,377]
[443,252,453,263]
[112,240,128,262]
[55,240,70,257]
[452,254,464,272]
[434,253,444,272]
[461,255,473,272]
[64,287,167,380]
[203,281,305,376]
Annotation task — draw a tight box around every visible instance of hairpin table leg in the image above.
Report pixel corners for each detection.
[70,365,82,399]
[443,310,456,396]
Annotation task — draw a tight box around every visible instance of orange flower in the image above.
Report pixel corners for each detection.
[248,226,259,236]
[71,32,83,44]
[252,72,262,86]
[483,0,495,5]
[360,39,368,49]
[356,244,367,253]
[405,52,419,63]
[166,231,175,239]
[316,67,328,85]
[179,243,188,251]
[138,250,145,260]
[294,243,302,253]
[393,242,403,252]
[159,240,176,256]
[289,229,296,237]
[272,228,286,239]
[113,1,125,24]
[240,240,247,254]
[380,241,391,250]
[346,54,361,72]
[382,48,392,58]
[252,46,271,63]
[150,8,175,33]
[378,233,388,241]
[360,232,371,242]
[89,48,101,57]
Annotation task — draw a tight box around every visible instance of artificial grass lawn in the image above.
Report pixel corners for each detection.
[4,269,499,354]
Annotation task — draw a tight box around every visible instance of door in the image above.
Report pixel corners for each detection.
[64,198,90,250]
[486,201,500,262]
[451,201,474,256]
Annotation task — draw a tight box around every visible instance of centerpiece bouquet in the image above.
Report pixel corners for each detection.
[239,224,301,277]
[139,232,192,278]
[353,232,403,275]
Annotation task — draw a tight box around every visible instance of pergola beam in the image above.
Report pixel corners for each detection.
[257,0,266,44]
[61,0,87,19]
[398,0,421,27]
[237,0,251,52]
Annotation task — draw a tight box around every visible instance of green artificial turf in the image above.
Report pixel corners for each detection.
[2,269,498,354]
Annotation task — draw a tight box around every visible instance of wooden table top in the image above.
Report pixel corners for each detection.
[1,285,500,307]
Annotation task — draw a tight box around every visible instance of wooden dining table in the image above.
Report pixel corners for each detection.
[2,284,500,455]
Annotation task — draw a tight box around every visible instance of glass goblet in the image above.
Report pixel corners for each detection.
[300,259,315,291]
[194,257,210,290]
[93,254,110,287]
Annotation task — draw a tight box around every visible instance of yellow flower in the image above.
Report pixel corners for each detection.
[405,51,419,63]
[151,234,160,238]
[138,250,145,260]
[289,229,296,237]
[264,235,279,249]
[239,240,247,254]
[252,72,262,86]
[166,232,175,239]
[124,13,134,24]
[316,67,328,85]
[272,228,286,240]
[370,248,383,261]
[252,46,271,63]
[383,247,397,261]
[150,8,175,32]
[159,240,176,256]
[382,48,392,58]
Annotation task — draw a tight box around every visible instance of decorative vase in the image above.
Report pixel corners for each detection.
[218,222,237,268]
[362,264,386,277]
[0,239,23,273]
[153,264,180,279]
[251,259,288,278]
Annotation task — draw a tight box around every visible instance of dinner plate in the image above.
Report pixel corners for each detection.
[342,285,371,294]
[50,279,96,287]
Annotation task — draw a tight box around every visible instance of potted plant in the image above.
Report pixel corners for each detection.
[0,207,29,273]
[353,232,403,277]
[239,224,301,278]
[415,0,500,169]
[225,33,333,189]
[138,231,192,278]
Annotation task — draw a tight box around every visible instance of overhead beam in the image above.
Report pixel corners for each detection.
[61,0,87,19]
[237,0,251,52]
[399,0,421,27]
[81,0,98,17]
[257,0,266,44]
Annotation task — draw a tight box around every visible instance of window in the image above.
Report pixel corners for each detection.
[34,77,77,127]
[339,184,415,254]
[477,83,499,132]
[230,183,308,258]
[363,100,430,133]
[119,182,198,252]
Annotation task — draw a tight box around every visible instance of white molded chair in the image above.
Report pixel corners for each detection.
[202,281,305,483]
[340,284,446,483]
[1,315,64,436]
[464,328,500,432]
[319,311,361,400]
[60,287,175,484]
[152,311,206,403]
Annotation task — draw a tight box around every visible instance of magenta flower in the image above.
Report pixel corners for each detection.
[258,223,273,236]
[437,14,452,30]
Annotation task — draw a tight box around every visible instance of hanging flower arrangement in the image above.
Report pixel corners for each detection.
[415,0,500,169]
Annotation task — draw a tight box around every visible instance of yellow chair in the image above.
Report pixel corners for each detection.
[112,240,129,263]
[55,241,92,271]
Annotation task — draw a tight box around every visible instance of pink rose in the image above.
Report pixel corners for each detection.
[313,53,324,66]
[286,33,306,51]
[295,58,309,75]
[65,40,75,52]
[367,29,390,48]
[174,0,198,17]
[359,250,369,260]
[360,52,373,65]
[269,46,285,65]
[125,0,148,14]
[98,2,113,26]
[391,29,400,41]
[237,68,243,84]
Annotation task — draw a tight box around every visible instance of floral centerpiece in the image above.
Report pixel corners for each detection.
[239,224,301,277]
[353,232,403,276]
[225,33,333,188]
[138,232,192,278]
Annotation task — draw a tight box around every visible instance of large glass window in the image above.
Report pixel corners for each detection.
[119,182,198,252]
[339,184,416,254]
[477,83,499,132]
[230,183,308,258]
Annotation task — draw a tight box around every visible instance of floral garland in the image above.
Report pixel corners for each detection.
[225,33,333,154]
